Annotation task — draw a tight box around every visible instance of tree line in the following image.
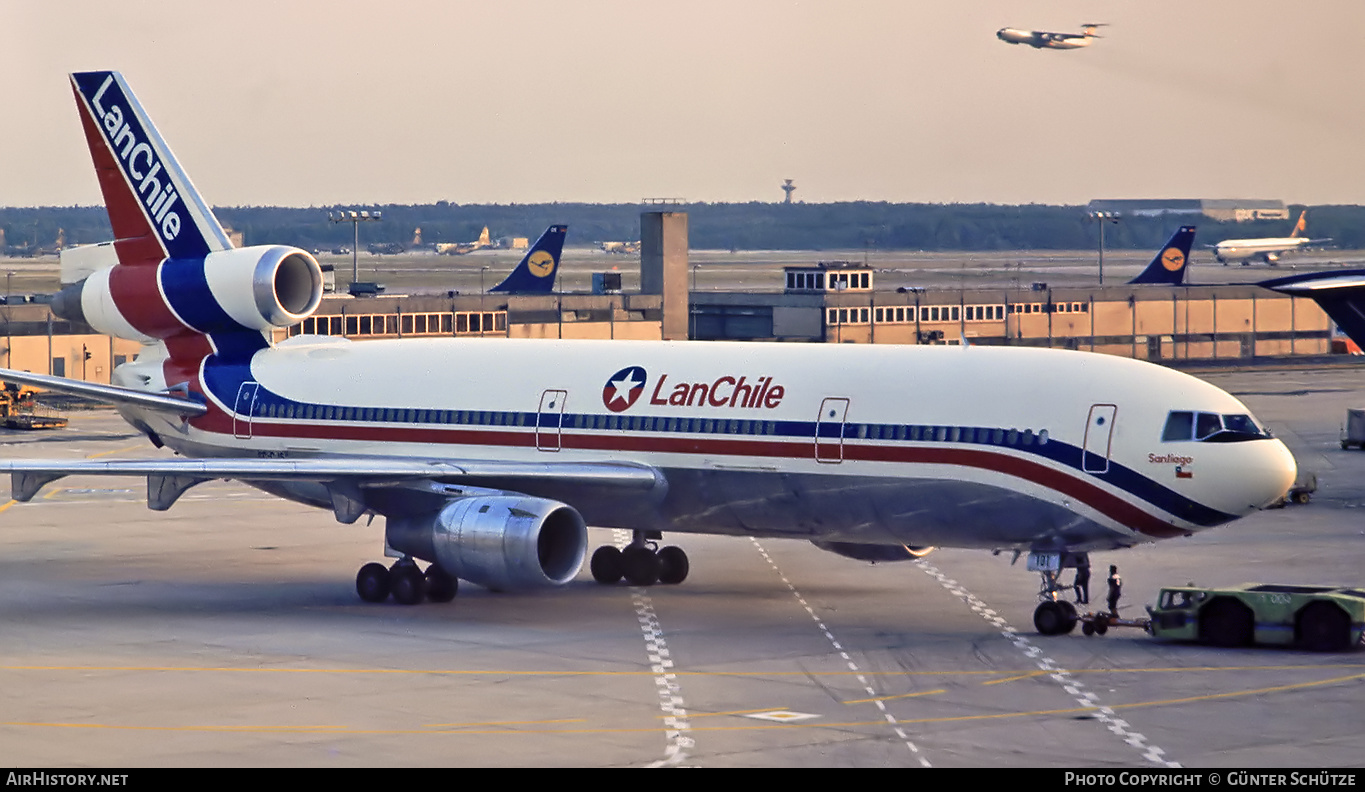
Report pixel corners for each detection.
[5,202,1365,253]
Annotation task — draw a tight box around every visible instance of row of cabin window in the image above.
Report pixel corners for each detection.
[787,271,872,291]
[290,311,508,337]
[249,400,1051,448]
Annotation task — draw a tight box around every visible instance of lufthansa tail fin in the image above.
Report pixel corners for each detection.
[69,72,231,266]
[1289,210,1308,238]
[1260,269,1365,350]
[489,225,567,294]
[1129,225,1197,285]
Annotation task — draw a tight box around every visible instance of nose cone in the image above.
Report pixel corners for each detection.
[1238,439,1298,512]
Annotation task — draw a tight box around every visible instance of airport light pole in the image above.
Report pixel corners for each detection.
[1089,211,1120,285]
[328,209,383,286]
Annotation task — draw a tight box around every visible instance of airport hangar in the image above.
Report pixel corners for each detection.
[0,210,1341,382]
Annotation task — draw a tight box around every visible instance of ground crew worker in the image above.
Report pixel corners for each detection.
[1106,565,1122,615]
[1073,558,1090,605]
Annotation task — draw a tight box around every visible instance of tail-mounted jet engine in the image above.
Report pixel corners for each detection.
[386,496,589,592]
[52,245,325,342]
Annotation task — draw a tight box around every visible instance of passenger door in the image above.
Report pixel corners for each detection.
[233,382,260,440]
[537,389,567,452]
[1082,404,1117,473]
[815,397,849,463]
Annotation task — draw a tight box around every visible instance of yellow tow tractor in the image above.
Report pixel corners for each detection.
[0,383,68,430]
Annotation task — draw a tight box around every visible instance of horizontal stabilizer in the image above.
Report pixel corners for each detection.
[1260,269,1365,350]
[0,367,207,416]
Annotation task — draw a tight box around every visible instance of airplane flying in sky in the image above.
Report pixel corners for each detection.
[1128,226,1197,286]
[0,72,1297,636]
[489,225,567,294]
[996,23,1105,50]
[1211,211,1331,266]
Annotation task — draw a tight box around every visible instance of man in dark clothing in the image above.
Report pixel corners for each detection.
[1072,558,1090,604]
[1106,565,1122,615]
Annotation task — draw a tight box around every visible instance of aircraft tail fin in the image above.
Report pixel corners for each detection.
[1129,226,1197,285]
[1290,210,1308,238]
[478,226,491,247]
[1260,269,1365,350]
[489,225,568,294]
[69,71,231,267]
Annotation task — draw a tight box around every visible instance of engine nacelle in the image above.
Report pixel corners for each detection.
[812,541,936,562]
[53,244,324,341]
[387,496,588,591]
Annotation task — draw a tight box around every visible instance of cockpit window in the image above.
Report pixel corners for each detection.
[1195,412,1223,440]
[1162,410,1271,443]
[1162,411,1194,441]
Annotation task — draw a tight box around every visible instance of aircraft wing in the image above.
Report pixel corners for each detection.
[0,367,207,417]
[2,456,665,512]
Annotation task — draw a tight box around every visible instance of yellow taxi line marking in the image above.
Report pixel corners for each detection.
[8,674,1365,738]
[843,688,947,705]
[983,670,1049,685]
[422,719,586,728]
[681,707,793,719]
[0,499,16,515]
[88,444,145,459]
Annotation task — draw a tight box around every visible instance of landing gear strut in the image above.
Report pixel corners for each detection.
[590,531,689,586]
[354,558,459,605]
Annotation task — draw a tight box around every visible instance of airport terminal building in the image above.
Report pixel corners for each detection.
[0,211,1343,384]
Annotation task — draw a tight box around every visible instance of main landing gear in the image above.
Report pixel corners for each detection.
[589,530,689,587]
[355,558,458,605]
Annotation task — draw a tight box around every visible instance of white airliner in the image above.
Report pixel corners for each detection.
[996,24,1105,50]
[0,72,1298,636]
[1211,211,1331,265]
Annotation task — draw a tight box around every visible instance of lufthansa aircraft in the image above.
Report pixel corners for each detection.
[1211,211,1331,266]
[1128,226,1198,286]
[997,24,1105,50]
[489,225,567,294]
[0,73,1297,636]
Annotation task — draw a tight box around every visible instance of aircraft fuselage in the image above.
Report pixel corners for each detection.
[119,336,1295,554]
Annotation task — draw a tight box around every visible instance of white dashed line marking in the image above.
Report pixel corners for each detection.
[612,530,693,768]
[751,538,932,767]
[917,561,1180,768]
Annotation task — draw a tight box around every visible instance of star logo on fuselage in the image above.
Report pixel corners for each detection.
[603,365,647,412]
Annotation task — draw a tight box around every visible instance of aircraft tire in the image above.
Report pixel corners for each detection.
[1082,620,1095,636]
[425,567,458,603]
[1297,601,1351,652]
[1199,598,1253,647]
[590,546,623,584]
[622,546,661,587]
[356,563,391,603]
[657,546,689,585]
[390,563,427,605]
[1033,601,1067,635]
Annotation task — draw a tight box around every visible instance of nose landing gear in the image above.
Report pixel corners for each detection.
[1030,552,1083,636]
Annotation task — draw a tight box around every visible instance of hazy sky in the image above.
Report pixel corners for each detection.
[3,1,1363,207]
